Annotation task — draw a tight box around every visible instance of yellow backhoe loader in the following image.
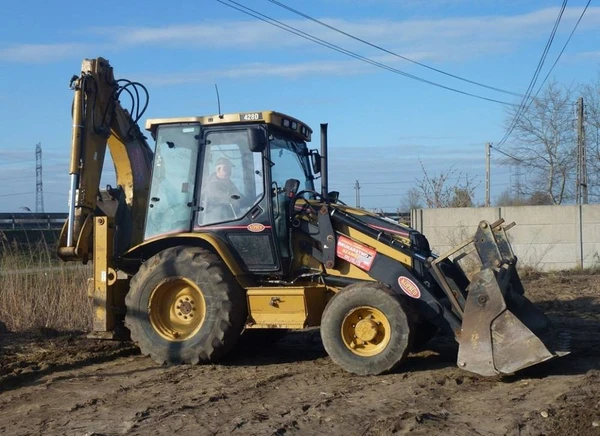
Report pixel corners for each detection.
[58,58,569,376]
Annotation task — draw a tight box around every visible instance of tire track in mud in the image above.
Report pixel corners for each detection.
[1,344,327,435]
[127,345,456,436]
[0,332,140,392]
[127,361,329,435]
[2,273,599,436]
[2,344,597,436]
[0,356,163,435]
[2,333,586,436]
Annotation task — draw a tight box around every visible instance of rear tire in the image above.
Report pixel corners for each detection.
[320,282,413,375]
[125,246,247,365]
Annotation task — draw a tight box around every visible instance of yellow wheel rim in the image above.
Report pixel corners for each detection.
[341,306,391,357]
[148,277,206,342]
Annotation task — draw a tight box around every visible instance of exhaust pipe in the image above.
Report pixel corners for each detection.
[320,123,328,198]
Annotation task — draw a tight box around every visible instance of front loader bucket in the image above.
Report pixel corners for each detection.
[456,266,569,376]
[430,219,569,377]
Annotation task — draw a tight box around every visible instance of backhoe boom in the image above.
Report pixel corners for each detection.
[58,57,153,262]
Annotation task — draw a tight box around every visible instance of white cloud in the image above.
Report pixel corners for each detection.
[132,42,508,85]
[576,51,600,60]
[333,144,483,164]
[94,6,600,54]
[136,60,372,85]
[2,6,599,72]
[0,43,94,63]
[329,0,544,6]
[118,6,599,85]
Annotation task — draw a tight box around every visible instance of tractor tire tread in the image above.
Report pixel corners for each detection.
[320,282,413,376]
[125,246,246,365]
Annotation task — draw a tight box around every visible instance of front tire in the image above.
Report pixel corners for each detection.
[320,282,413,375]
[125,246,247,365]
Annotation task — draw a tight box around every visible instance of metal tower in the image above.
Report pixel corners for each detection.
[35,142,44,213]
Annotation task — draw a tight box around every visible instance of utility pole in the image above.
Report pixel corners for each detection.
[35,142,44,213]
[576,97,588,204]
[354,180,361,208]
[512,164,523,200]
[485,142,491,207]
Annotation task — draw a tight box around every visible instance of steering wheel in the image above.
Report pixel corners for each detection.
[290,189,323,222]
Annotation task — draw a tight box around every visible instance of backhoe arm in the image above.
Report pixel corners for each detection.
[58,57,153,263]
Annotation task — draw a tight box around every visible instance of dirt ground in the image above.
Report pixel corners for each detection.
[1,271,599,436]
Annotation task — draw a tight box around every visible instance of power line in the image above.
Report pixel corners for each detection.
[495,1,590,156]
[217,0,517,106]
[267,0,523,98]
[490,144,528,164]
[361,193,405,198]
[0,159,32,166]
[0,175,34,182]
[0,192,34,197]
[359,180,416,185]
[536,0,592,93]
[496,1,569,148]
[334,173,484,187]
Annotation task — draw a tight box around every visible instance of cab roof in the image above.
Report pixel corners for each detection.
[145,110,312,142]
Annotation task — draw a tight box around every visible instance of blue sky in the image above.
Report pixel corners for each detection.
[0,0,599,212]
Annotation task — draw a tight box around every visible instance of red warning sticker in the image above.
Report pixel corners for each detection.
[398,276,421,299]
[336,236,376,271]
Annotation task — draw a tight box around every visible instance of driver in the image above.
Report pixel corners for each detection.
[205,157,241,218]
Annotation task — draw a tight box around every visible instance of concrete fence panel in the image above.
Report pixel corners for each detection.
[411,205,600,271]
[582,205,600,268]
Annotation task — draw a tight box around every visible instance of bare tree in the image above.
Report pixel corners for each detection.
[495,189,527,206]
[399,188,423,212]
[416,161,478,208]
[528,191,554,205]
[449,188,474,207]
[501,80,577,204]
[495,189,552,206]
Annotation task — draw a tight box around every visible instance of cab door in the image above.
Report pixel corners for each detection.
[195,127,281,272]
[267,132,314,269]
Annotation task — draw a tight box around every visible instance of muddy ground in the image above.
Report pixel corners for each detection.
[1,271,599,436]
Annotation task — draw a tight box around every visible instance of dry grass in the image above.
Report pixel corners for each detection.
[0,237,92,332]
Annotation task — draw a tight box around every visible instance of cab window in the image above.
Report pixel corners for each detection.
[144,125,199,239]
[269,133,313,193]
[197,129,264,226]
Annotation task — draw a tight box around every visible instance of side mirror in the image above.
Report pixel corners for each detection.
[310,150,321,174]
[327,191,340,203]
[248,128,267,152]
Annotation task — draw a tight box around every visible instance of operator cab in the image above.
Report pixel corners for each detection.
[144,111,317,275]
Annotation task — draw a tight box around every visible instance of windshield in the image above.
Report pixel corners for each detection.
[269,132,314,193]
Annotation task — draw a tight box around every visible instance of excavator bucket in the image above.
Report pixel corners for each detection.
[431,220,570,376]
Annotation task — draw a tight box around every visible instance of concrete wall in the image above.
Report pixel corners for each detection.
[411,205,600,271]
